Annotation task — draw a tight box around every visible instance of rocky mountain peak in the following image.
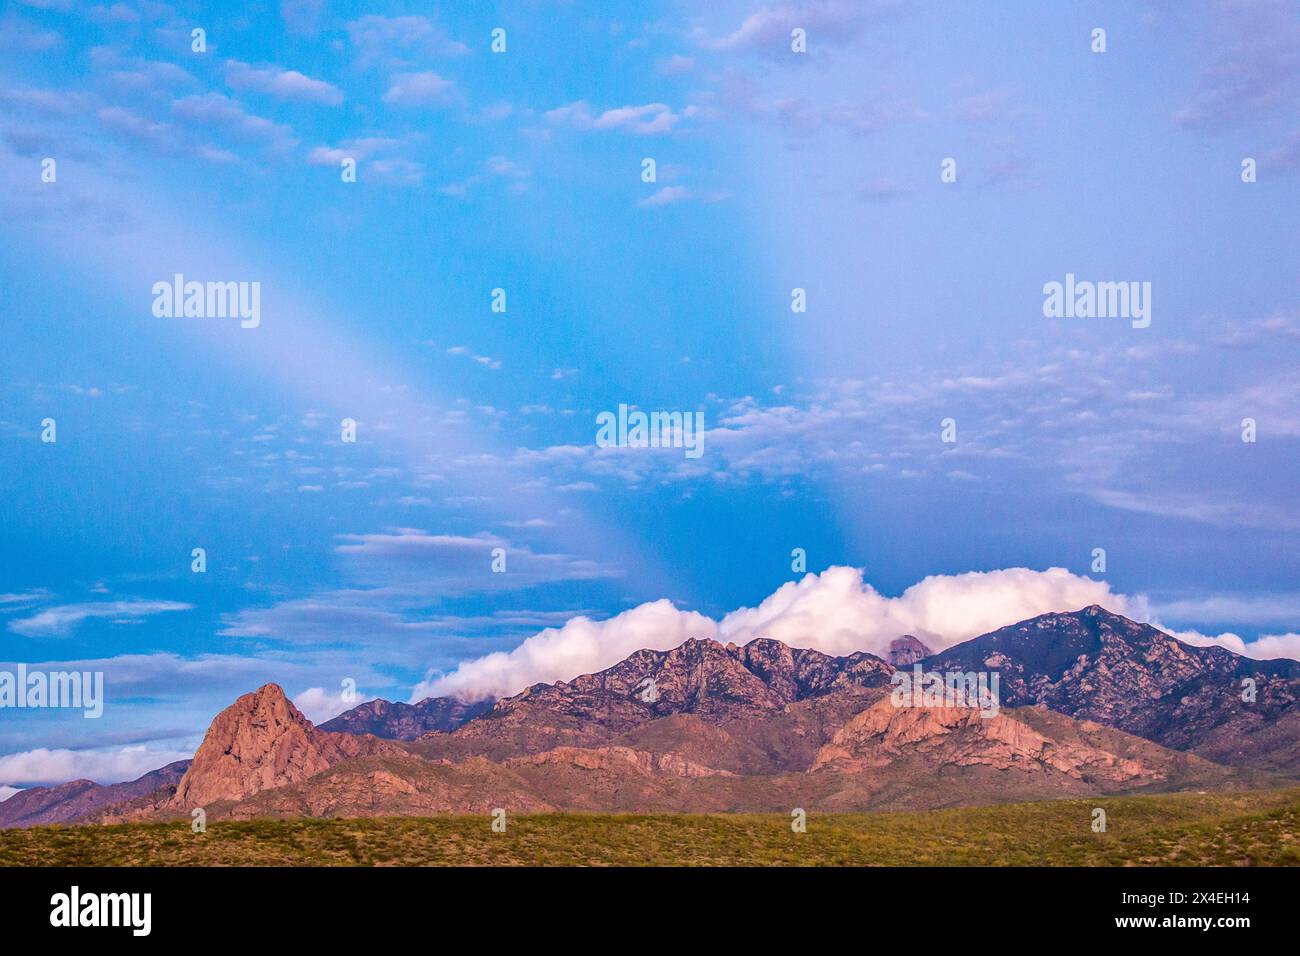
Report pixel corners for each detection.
[887,635,932,666]
[930,606,1300,772]
[170,683,399,808]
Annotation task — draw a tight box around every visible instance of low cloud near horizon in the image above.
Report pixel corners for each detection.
[0,745,193,788]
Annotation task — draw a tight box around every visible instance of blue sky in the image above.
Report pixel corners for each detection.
[1,0,1299,786]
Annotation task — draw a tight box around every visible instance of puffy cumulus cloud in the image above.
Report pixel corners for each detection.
[1247,633,1300,659]
[418,566,1133,702]
[0,745,192,787]
[418,599,717,702]
[1166,629,1300,662]
[292,686,356,724]
[1170,629,1247,654]
[719,566,1133,656]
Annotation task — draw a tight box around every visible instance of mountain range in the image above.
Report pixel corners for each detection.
[2,605,1295,827]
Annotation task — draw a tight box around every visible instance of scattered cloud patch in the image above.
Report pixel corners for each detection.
[545,100,683,134]
[382,71,456,108]
[445,345,502,369]
[225,60,343,105]
[347,15,469,69]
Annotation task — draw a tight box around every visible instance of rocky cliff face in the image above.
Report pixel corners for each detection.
[929,605,1300,772]
[169,684,402,808]
[810,698,1149,782]
[320,696,491,740]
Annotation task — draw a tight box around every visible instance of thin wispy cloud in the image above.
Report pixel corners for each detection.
[9,600,193,637]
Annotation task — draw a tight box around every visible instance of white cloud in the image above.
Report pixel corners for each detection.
[658,54,696,75]
[225,60,343,105]
[1243,633,1300,659]
[421,565,1133,701]
[9,600,193,637]
[97,105,170,144]
[704,0,897,53]
[281,0,325,34]
[639,185,690,207]
[87,3,138,25]
[306,136,401,166]
[1167,628,1300,662]
[292,686,355,724]
[0,785,20,802]
[347,15,469,69]
[0,589,50,607]
[368,157,425,185]
[382,71,455,107]
[439,155,530,198]
[719,565,1132,656]
[171,93,298,152]
[0,745,191,787]
[88,48,194,94]
[0,16,63,52]
[446,345,501,369]
[419,598,716,702]
[545,100,681,134]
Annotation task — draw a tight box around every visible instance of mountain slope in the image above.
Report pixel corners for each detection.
[928,605,1300,772]
[0,761,190,829]
[412,636,895,763]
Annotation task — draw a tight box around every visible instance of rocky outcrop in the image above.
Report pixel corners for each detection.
[887,635,932,667]
[810,698,1149,782]
[169,684,402,808]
